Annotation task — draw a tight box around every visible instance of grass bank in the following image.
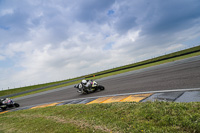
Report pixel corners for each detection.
[1,45,200,98]
[85,45,200,78]
[0,78,83,98]
[0,101,199,133]
[88,51,200,80]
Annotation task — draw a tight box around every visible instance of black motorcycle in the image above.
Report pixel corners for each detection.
[0,98,20,111]
[74,80,105,94]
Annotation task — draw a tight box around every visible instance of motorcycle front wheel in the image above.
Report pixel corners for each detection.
[1,105,7,111]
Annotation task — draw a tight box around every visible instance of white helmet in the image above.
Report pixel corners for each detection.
[81,80,87,85]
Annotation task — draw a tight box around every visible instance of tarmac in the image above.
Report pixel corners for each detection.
[10,55,200,108]
[1,88,200,114]
[1,55,200,114]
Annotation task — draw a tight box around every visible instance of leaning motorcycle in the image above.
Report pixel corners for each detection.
[0,98,20,111]
[74,80,105,94]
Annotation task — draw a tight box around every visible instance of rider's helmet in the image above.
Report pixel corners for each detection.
[81,80,87,85]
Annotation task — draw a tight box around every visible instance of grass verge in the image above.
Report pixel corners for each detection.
[0,101,200,133]
[85,45,200,78]
[0,78,83,98]
[88,51,200,80]
[10,80,82,99]
[1,48,200,99]
[12,51,200,99]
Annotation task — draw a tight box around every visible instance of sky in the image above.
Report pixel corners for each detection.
[0,0,200,90]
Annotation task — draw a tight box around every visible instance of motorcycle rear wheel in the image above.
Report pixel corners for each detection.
[14,103,20,107]
[98,85,105,90]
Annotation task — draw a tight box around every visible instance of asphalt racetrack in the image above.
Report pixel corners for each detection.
[15,55,200,107]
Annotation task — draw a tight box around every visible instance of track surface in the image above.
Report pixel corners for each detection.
[15,56,200,107]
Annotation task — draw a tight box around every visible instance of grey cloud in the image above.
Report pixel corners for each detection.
[0,1,35,46]
[109,0,144,34]
[1,0,200,89]
[75,0,115,23]
[114,15,137,34]
[110,0,200,35]
[140,0,200,35]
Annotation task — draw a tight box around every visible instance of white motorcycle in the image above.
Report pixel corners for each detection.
[74,80,105,94]
[0,98,20,111]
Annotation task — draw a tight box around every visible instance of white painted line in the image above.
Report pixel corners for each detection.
[79,88,200,100]
[36,88,200,105]
[110,88,200,97]
[16,88,200,110]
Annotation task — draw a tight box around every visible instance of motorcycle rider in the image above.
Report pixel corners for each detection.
[2,98,12,104]
[0,99,4,105]
[0,98,12,105]
[75,83,83,93]
[81,79,93,92]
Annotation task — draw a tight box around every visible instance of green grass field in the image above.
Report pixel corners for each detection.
[0,101,199,133]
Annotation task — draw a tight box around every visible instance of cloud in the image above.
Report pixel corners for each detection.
[0,0,200,89]
[0,9,14,16]
[140,0,200,35]
[75,0,115,23]
[0,55,5,61]
[114,15,137,34]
